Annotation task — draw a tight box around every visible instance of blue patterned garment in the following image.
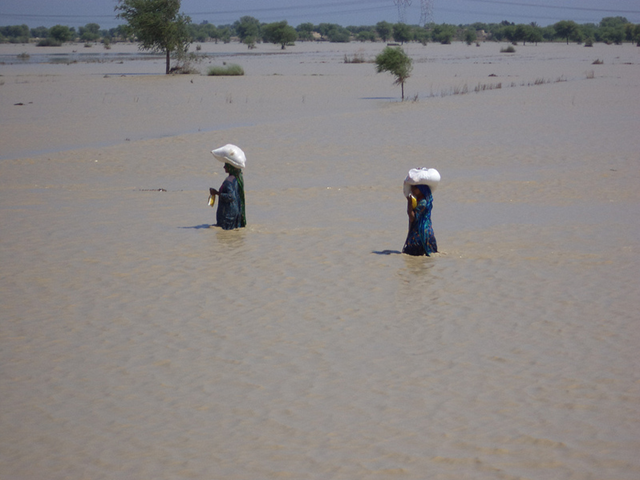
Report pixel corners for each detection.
[402,185,438,256]
[216,176,243,230]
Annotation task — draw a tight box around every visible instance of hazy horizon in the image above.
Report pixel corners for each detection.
[1,0,639,30]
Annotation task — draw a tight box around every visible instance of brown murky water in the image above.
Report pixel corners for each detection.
[1,42,639,479]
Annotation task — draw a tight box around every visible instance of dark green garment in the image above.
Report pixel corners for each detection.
[216,177,243,230]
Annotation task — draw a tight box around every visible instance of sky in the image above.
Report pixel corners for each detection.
[1,0,639,30]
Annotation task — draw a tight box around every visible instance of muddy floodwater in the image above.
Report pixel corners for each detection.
[1,41,639,479]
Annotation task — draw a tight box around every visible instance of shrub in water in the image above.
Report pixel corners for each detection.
[207,64,244,76]
[36,38,62,47]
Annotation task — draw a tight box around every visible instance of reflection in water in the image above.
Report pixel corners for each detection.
[396,254,438,295]
[215,227,246,253]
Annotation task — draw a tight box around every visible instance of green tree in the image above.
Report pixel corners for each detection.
[218,26,232,43]
[600,27,624,44]
[328,29,351,42]
[1,24,30,43]
[596,17,627,44]
[110,25,131,41]
[315,23,333,38]
[526,26,543,45]
[471,22,488,32]
[514,24,530,45]
[541,25,556,41]
[632,24,640,46]
[432,24,455,44]
[375,46,413,100]
[48,25,73,43]
[263,21,297,49]
[30,26,49,39]
[553,20,580,44]
[623,23,636,42]
[376,21,393,42]
[464,28,477,45]
[203,24,220,43]
[316,23,350,42]
[115,0,192,74]
[412,25,429,45]
[578,23,598,42]
[356,30,376,42]
[502,25,516,43]
[234,16,261,47]
[79,23,101,42]
[392,23,412,44]
[296,23,315,41]
[600,16,629,29]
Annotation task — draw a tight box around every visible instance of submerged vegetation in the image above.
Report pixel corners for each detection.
[207,63,244,76]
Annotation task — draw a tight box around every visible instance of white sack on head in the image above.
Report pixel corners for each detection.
[211,144,246,169]
[403,167,440,197]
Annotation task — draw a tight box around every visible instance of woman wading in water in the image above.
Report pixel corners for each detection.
[402,168,439,256]
[209,144,247,230]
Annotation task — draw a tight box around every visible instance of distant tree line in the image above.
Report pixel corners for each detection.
[1,16,639,47]
[0,23,131,46]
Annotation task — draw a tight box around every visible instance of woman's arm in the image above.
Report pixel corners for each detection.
[406,196,416,223]
[217,178,238,203]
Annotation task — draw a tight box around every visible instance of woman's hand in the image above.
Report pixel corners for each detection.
[406,196,416,222]
[209,188,219,196]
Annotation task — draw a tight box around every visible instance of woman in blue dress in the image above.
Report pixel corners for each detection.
[402,184,437,256]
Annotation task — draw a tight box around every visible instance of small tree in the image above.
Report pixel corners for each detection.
[79,23,101,42]
[375,47,413,100]
[464,28,477,45]
[554,20,580,44]
[235,16,261,48]
[526,26,543,45]
[514,24,530,45]
[296,22,315,41]
[432,23,455,44]
[376,21,393,42]
[48,25,73,43]
[263,21,298,49]
[115,0,191,74]
[392,23,412,44]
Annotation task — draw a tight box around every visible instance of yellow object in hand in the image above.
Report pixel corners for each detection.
[208,194,216,207]
[411,195,417,210]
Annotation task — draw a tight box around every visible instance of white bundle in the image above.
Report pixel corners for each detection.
[403,167,440,197]
[211,144,246,169]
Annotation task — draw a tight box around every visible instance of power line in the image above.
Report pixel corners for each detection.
[463,0,640,15]
[189,0,390,16]
[0,1,392,20]
[438,6,612,24]
[1,0,638,25]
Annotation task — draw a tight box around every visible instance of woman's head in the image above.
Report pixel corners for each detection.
[411,184,432,200]
[225,163,241,177]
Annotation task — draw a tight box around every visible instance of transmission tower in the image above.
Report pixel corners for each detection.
[419,0,434,26]
[394,0,412,24]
